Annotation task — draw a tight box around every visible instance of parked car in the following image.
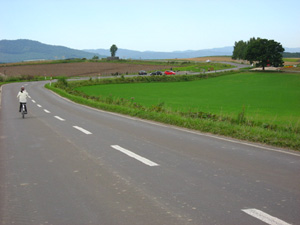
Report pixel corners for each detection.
[164,70,176,75]
[138,70,147,75]
[150,71,163,75]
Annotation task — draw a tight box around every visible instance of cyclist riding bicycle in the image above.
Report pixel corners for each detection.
[17,86,29,113]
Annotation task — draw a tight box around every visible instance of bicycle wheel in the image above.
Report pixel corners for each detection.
[22,105,25,118]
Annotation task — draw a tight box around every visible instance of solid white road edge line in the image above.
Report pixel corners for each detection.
[73,126,92,135]
[54,116,65,121]
[242,209,291,225]
[44,109,51,113]
[111,145,159,167]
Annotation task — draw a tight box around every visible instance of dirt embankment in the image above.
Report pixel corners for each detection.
[0,62,169,77]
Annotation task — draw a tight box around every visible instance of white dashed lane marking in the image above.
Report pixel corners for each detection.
[54,116,65,121]
[73,126,92,135]
[44,109,51,113]
[37,104,42,108]
[111,145,159,167]
[242,209,291,225]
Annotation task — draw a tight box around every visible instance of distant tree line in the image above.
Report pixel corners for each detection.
[232,38,285,70]
[282,52,300,58]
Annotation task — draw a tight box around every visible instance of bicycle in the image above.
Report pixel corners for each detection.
[20,103,27,119]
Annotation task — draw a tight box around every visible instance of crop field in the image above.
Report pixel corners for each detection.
[76,72,300,127]
[0,59,234,78]
[0,62,170,77]
[1,57,298,78]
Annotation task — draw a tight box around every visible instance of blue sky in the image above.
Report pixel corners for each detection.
[1,0,299,51]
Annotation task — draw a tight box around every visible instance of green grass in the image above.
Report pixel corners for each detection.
[283,58,300,62]
[46,72,300,150]
[76,72,300,127]
[173,62,234,72]
[0,75,50,85]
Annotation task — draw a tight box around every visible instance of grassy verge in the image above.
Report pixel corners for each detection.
[0,75,50,86]
[45,72,300,151]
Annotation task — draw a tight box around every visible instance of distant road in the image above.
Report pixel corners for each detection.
[175,62,249,75]
[0,81,299,225]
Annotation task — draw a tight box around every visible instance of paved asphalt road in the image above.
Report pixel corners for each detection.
[0,81,299,225]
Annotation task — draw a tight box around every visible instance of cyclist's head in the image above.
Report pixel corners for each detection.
[21,86,25,91]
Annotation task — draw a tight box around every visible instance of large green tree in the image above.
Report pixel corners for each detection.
[245,38,284,70]
[232,40,247,60]
[232,37,258,60]
[110,44,118,57]
[232,38,284,70]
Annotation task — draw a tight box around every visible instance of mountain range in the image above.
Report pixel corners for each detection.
[84,47,235,60]
[0,39,105,63]
[85,47,300,59]
[1,39,300,63]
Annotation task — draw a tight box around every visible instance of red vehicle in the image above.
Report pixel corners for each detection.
[164,70,176,75]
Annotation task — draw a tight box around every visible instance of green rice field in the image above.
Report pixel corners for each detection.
[76,72,300,127]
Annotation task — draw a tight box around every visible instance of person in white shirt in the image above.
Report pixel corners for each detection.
[17,86,29,113]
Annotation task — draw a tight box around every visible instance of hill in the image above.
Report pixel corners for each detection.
[1,39,299,63]
[284,47,300,53]
[0,39,104,63]
[85,46,300,60]
[85,47,234,60]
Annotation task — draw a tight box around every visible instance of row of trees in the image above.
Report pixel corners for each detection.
[232,38,285,70]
